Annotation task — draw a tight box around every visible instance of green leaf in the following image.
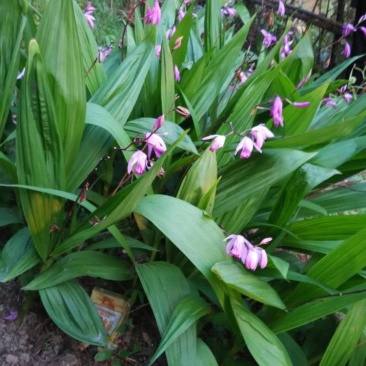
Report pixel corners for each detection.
[177,149,217,208]
[161,37,175,121]
[136,195,228,306]
[0,206,23,227]
[196,339,218,366]
[212,261,286,309]
[280,30,313,86]
[36,0,86,173]
[90,42,154,127]
[17,39,65,260]
[39,280,108,346]
[204,0,222,53]
[278,333,309,366]
[214,149,316,217]
[231,295,292,366]
[136,262,198,366]
[0,228,40,282]
[23,252,133,290]
[320,299,366,366]
[285,227,366,305]
[268,292,366,334]
[0,1,27,139]
[72,1,106,94]
[183,16,254,124]
[94,349,114,362]
[149,295,210,365]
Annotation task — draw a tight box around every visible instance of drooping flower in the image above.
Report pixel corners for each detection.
[270,96,284,127]
[178,7,186,22]
[342,23,357,37]
[322,97,337,108]
[145,133,167,158]
[221,2,236,18]
[277,0,285,17]
[3,310,18,321]
[343,93,353,103]
[17,67,25,80]
[250,124,275,149]
[176,106,190,118]
[245,247,268,270]
[143,1,161,25]
[127,150,148,175]
[224,235,252,259]
[235,136,258,158]
[296,72,311,89]
[155,45,162,57]
[202,134,226,152]
[281,33,293,60]
[97,45,112,63]
[359,26,366,38]
[83,1,96,28]
[174,65,181,81]
[152,115,164,131]
[341,42,351,58]
[261,29,277,48]
[166,26,176,40]
[293,101,310,108]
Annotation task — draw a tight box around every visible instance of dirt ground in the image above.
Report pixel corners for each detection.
[0,280,163,366]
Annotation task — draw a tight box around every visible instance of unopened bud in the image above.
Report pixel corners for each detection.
[176,106,190,118]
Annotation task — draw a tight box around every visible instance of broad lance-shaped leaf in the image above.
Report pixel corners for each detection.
[0,0,27,139]
[39,280,108,346]
[231,295,292,366]
[0,228,40,283]
[148,295,210,366]
[23,252,133,290]
[320,299,366,366]
[17,39,65,261]
[72,0,106,94]
[136,262,198,366]
[177,148,217,211]
[36,0,86,173]
[214,149,316,217]
[212,261,286,309]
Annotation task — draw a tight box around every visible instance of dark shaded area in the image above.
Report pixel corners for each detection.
[351,0,366,85]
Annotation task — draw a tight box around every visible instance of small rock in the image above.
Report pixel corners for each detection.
[5,354,19,364]
[19,353,30,364]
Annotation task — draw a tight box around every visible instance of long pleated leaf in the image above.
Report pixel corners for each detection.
[285,227,366,305]
[91,42,154,126]
[72,1,106,94]
[231,295,292,366]
[0,0,27,139]
[212,261,285,309]
[149,295,210,365]
[17,39,65,260]
[136,262,198,366]
[135,195,228,306]
[36,0,86,173]
[23,252,133,290]
[214,149,315,217]
[39,280,108,346]
[0,228,40,282]
[320,299,366,366]
[269,291,366,334]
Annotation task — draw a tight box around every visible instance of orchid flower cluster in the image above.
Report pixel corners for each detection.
[322,84,354,108]
[127,116,167,176]
[203,96,310,157]
[225,235,271,271]
[221,2,236,18]
[339,14,366,58]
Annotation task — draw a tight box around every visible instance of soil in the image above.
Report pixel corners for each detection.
[0,280,163,366]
